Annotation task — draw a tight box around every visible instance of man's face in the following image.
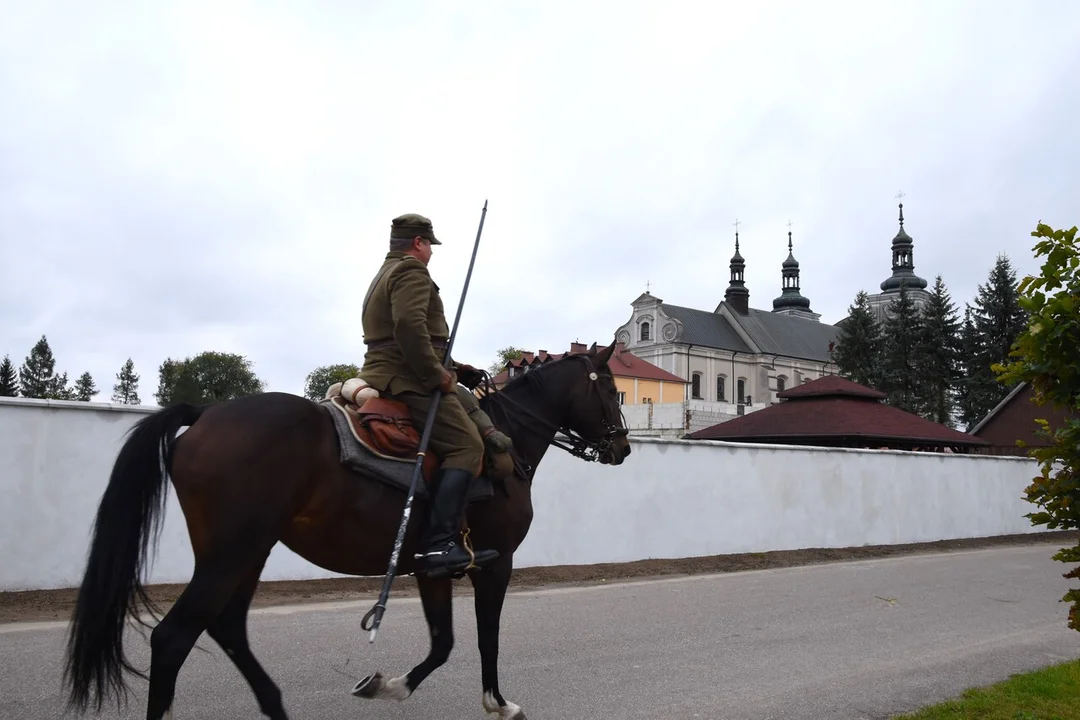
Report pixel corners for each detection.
[413,236,433,265]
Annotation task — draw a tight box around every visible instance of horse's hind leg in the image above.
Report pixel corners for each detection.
[146,558,254,720]
[472,555,526,719]
[206,562,288,720]
[352,573,455,702]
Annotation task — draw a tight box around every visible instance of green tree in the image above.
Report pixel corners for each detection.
[18,335,57,399]
[155,351,265,405]
[111,358,141,405]
[831,290,883,389]
[303,363,361,401]
[45,372,75,400]
[956,307,990,429]
[915,275,962,426]
[961,255,1029,428]
[878,283,924,414]
[996,221,1080,633]
[488,345,526,376]
[0,355,17,397]
[72,372,98,401]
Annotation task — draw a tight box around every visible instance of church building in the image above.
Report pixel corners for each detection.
[613,227,840,433]
[612,202,932,435]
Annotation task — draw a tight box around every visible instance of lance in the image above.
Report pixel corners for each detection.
[360,199,489,644]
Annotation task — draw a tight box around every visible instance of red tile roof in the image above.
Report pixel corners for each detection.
[777,374,887,400]
[687,375,988,448]
[489,341,686,386]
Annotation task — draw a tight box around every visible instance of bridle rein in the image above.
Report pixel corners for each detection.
[476,354,628,471]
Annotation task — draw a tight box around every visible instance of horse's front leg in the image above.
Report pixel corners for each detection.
[352,572,455,702]
[471,555,527,720]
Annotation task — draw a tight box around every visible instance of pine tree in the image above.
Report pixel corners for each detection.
[960,255,1029,428]
[73,372,98,401]
[45,371,74,400]
[0,355,17,397]
[18,335,57,399]
[878,283,924,414]
[957,306,991,429]
[914,275,962,426]
[831,290,883,389]
[111,358,141,404]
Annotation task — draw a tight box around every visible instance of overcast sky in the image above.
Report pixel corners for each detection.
[2,1,1079,403]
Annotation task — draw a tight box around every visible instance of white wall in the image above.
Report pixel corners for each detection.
[621,402,687,431]
[0,398,1043,592]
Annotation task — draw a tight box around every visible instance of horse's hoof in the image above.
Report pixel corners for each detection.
[351,672,383,698]
[483,691,526,719]
[352,671,411,701]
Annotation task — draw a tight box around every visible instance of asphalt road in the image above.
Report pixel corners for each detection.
[2,544,1079,719]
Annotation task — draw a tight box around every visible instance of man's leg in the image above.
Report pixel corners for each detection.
[394,390,499,578]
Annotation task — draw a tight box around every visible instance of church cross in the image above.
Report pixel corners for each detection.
[733,218,741,233]
[896,190,905,201]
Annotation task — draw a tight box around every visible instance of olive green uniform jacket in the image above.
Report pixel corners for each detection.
[359,251,450,396]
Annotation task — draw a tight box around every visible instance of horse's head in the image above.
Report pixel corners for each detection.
[554,339,632,465]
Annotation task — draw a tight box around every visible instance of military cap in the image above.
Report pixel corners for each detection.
[390,213,441,245]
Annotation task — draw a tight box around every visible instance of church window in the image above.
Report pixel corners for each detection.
[640,322,650,341]
[716,375,726,401]
[776,375,786,392]
[691,372,702,399]
[737,378,747,404]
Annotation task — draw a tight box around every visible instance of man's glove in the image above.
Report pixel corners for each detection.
[455,363,485,390]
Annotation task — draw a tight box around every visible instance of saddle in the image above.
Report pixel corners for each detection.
[319,379,495,503]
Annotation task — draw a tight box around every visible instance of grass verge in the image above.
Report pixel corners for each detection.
[895,659,1080,719]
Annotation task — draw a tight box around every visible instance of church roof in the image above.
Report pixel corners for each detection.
[655,302,839,363]
[658,303,753,353]
[686,375,989,449]
[727,307,838,363]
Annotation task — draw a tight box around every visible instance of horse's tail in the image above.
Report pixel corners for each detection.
[62,401,205,715]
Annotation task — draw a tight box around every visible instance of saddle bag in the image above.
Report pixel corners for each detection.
[355,396,420,457]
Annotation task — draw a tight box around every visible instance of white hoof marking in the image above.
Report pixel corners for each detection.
[382,674,411,701]
[483,691,524,718]
[352,671,411,701]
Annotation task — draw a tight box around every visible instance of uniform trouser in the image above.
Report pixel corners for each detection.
[392,389,485,475]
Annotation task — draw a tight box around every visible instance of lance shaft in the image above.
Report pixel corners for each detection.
[360,200,489,644]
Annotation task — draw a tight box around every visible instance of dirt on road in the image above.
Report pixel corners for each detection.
[3,530,1076,625]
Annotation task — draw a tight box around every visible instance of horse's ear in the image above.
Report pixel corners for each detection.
[588,342,598,354]
[596,339,616,367]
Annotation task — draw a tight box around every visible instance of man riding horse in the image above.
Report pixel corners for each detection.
[358,212,511,579]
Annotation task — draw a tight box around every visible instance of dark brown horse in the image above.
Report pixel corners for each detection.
[61,340,631,720]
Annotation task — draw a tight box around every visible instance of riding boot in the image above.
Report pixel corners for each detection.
[419,468,499,579]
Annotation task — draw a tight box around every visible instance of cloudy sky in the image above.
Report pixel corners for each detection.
[2,1,1079,403]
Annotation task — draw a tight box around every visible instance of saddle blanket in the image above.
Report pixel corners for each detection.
[319,398,493,504]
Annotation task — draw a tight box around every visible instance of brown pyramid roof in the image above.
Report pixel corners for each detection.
[686,375,989,451]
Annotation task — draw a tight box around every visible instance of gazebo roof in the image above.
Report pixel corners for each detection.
[686,375,988,448]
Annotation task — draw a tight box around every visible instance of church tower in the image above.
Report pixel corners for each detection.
[771,230,820,321]
[866,200,931,323]
[723,227,750,314]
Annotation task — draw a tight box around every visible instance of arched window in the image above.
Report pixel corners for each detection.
[776,375,786,392]
[716,375,726,401]
[640,322,650,341]
[737,378,747,404]
[691,372,702,399]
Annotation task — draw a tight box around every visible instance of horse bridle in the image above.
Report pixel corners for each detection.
[476,354,628,470]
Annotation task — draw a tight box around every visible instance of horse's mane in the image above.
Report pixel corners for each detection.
[478,351,598,402]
